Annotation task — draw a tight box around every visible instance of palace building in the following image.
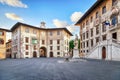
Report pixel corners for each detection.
[11,22,72,58]
[0,28,11,59]
[75,0,120,60]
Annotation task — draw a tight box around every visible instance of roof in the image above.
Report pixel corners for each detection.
[0,28,11,32]
[75,0,103,25]
[11,22,73,36]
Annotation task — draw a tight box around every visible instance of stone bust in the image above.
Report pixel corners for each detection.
[74,34,78,49]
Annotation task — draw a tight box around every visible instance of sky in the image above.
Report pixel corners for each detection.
[0,0,96,38]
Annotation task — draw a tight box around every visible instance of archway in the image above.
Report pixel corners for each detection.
[40,47,47,57]
[50,52,53,57]
[102,46,106,59]
[33,51,37,57]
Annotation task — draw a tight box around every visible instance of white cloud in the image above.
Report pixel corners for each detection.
[0,0,27,8]
[53,19,67,28]
[5,13,24,21]
[70,12,83,23]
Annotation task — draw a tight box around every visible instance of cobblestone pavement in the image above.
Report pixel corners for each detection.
[0,58,120,80]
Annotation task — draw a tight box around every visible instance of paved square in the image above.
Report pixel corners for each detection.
[0,58,120,80]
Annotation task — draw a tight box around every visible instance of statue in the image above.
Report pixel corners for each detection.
[74,34,78,49]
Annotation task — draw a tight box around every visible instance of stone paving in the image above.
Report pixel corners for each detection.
[0,58,120,80]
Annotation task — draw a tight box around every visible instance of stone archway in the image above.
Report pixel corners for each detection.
[102,46,106,59]
[40,47,47,57]
[50,52,53,57]
[33,51,37,57]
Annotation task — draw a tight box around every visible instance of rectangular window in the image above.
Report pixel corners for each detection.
[50,40,53,44]
[34,45,36,50]
[42,40,45,45]
[50,46,53,50]
[96,37,99,43]
[83,33,85,40]
[0,31,4,36]
[57,46,60,50]
[96,26,99,35]
[90,16,93,22]
[0,39,4,44]
[26,45,29,50]
[91,28,93,37]
[87,41,89,47]
[96,12,99,18]
[26,52,29,55]
[102,22,106,32]
[57,52,60,55]
[91,39,93,47]
[25,37,29,43]
[33,30,37,34]
[57,39,60,44]
[86,31,89,39]
[25,28,29,33]
[103,35,106,41]
[57,31,60,35]
[83,42,85,48]
[50,31,52,36]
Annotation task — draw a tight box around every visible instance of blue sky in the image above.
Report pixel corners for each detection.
[0,0,96,36]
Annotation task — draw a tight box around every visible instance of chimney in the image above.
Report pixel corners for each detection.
[40,22,46,28]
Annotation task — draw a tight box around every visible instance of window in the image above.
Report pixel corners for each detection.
[50,31,52,36]
[96,12,99,18]
[86,31,89,39]
[26,45,29,50]
[50,46,53,50]
[102,6,106,14]
[83,33,85,40]
[50,40,53,44]
[103,35,106,41]
[33,30,37,34]
[102,22,106,32]
[83,42,85,48]
[90,16,93,22]
[25,37,29,43]
[57,46,60,50]
[96,26,99,35]
[91,28,93,37]
[26,52,29,55]
[112,0,117,6]
[57,31,60,35]
[111,16,118,26]
[83,23,85,28]
[91,39,93,47]
[96,37,99,43]
[81,43,82,48]
[0,39,4,44]
[87,41,89,47]
[0,31,4,36]
[25,28,29,33]
[57,39,60,44]
[42,40,45,45]
[57,52,60,55]
[86,20,89,25]
[34,45,36,50]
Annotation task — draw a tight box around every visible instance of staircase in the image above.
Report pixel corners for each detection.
[85,39,120,60]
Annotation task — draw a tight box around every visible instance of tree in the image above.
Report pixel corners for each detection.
[69,40,74,51]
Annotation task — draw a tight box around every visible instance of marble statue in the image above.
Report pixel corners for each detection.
[74,34,78,49]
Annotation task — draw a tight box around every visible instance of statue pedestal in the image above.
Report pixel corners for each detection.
[73,49,80,58]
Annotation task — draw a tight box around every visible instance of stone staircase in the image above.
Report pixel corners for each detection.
[85,39,120,60]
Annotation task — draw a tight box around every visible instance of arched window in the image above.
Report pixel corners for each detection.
[111,15,118,26]
[102,6,106,14]
[112,0,117,6]
[96,11,99,18]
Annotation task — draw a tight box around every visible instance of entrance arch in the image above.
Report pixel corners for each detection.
[40,47,47,57]
[50,52,53,57]
[33,51,37,57]
[102,46,106,59]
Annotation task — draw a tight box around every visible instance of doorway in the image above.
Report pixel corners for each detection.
[50,52,53,57]
[102,46,106,59]
[33,51,37,57]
